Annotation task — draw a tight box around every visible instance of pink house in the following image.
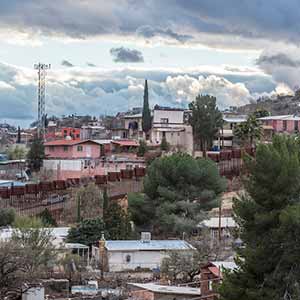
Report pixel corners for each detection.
[259,115,300,134]
[44,139,108,159]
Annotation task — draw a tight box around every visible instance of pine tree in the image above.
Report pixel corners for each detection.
[104,201,131,240]
[142,79,152,138]
[219,135,300,300]
[39,208,57,226]
[188,94,222,152]
[27,136,45,171]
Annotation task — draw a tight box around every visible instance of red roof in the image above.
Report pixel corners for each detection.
[208,266,222,278]
[44,139,99,146]
[112,140,139,147]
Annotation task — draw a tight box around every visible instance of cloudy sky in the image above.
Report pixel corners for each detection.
[0,0,298,126]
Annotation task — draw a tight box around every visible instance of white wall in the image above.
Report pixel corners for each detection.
[43,159,82,171]
[107,250,169,272]
[153,110,184,125]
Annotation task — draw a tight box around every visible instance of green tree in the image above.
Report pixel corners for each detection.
[39,208,57,226]
[189,94,223,152]
[27,136,45,171]
[143,153,226,236]
[0,208,15,227]
[142,79,152,138]
[220,135,300,300]
[234,114,262,147]
[67,217,106,247]
[253,108,269,118]
[160,135,170,151]
[128,193,153,228]
[104,201,132,240]
[137,139,148,157]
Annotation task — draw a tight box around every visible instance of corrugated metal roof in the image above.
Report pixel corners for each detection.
[129,283,200,295]
[105,240,195,251]
[0,227,70,241]
[198,217,237,228]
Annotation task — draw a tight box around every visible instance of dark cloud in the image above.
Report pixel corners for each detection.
[0,1,299,48]
[86,62,97,67]
[255,48,300,89]
[257,53,300,68]
[110,47,144,63]
[61,60,74,67]
[136,25,193,43]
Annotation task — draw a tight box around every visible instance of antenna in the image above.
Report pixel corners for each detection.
[34,63,51,138]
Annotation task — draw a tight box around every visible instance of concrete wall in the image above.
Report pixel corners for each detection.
[43,159,145,180]
[153,110,184,125]
[151,125,193,154]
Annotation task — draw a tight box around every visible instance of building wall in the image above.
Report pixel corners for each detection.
[43,159,145,180]
[45,142,101,159]
[107,250,169,272]
[151,125,193,154]
[153,110,184,125]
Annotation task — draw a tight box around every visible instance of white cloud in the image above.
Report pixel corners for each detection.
[0,62,278,125]
[165,75,253,108]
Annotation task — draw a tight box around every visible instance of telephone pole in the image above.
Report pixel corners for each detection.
[34,63,51,138]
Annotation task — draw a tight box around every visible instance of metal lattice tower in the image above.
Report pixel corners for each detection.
[34,63,51,138]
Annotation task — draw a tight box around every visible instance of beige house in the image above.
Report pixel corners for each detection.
[151,106,193,154]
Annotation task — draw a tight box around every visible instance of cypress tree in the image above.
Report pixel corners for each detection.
[219,135,300,300]
[142,79,152,137]
[17,126,21,144]
[103,187,109,218]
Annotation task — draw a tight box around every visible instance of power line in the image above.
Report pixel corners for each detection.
[34,63,51,138]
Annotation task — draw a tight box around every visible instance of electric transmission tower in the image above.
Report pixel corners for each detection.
[34,63,51,138]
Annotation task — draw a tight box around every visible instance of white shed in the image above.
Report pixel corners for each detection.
[94,239,195,272]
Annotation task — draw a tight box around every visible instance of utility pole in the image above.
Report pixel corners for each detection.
[34,63,51,139]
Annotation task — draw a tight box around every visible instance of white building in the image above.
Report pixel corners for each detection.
[93,236,195,272]
[151,106,193,154]
[198,217,237,239]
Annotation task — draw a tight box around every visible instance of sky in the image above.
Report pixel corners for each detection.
[0,0,299,126]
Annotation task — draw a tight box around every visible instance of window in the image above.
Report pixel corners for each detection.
[162,131,166,138]
[77,145,83,152]
[295,121,299,131]
[49,146,55,152]
[283,120,287,131]
[161,118,169,124]
[126,255,131,263]
[63,146,68,152]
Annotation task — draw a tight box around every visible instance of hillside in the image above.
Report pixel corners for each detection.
[237,91,300,115]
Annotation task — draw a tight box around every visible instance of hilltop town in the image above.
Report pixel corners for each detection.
[1,2,300,300]
[1,78,300,299]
